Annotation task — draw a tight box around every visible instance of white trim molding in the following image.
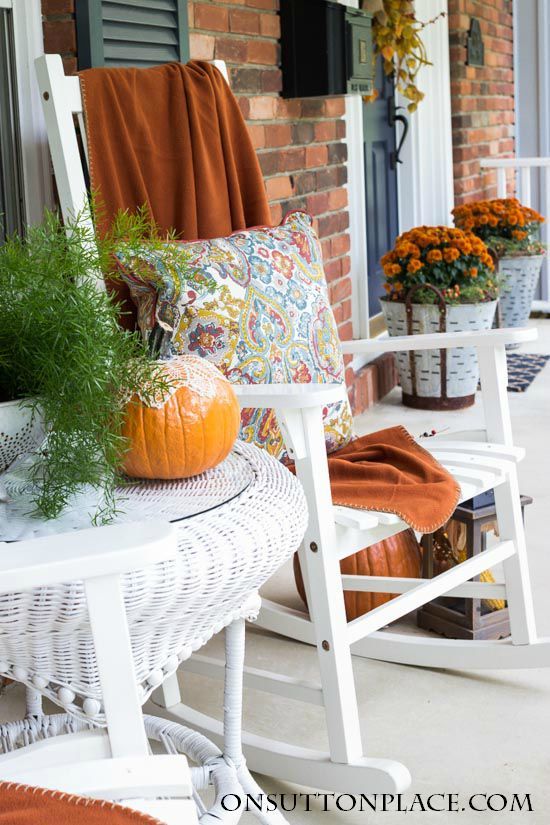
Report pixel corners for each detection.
[4,0,53,223]
[397,0,454,231]
[345,93,369,339]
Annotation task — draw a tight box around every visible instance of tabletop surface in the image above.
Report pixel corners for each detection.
[0,447,255,542]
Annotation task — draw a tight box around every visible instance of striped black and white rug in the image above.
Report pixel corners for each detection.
[506,353,550,392]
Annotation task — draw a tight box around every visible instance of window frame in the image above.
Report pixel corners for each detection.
[0,0,53,229]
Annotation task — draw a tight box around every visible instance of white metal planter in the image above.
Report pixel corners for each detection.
[0,399,43,473]
[497,253,544,329]
[382,297,497,409]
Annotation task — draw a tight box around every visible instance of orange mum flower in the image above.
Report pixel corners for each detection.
[443,247,460,263]
[407,259,423,273]
[426,249,443,263]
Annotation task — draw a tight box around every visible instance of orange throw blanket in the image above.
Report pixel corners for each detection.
[310,426,460,533]
[79,60,271,325]
[0,782,160,824]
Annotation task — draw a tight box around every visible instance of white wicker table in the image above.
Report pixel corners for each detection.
[0,442,307,822]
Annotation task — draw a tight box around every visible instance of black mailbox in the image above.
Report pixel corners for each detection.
[280,0,374,98]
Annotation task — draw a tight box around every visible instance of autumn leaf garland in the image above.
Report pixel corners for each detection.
[362,0,445,112]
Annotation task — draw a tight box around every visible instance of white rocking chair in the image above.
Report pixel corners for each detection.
[0,523,197,824]
[35,53,550,796]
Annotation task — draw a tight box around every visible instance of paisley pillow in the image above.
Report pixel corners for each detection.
[116,211,353,460]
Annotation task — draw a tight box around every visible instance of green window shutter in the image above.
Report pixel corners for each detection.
[76,0,190,70]
[0,8,24,243]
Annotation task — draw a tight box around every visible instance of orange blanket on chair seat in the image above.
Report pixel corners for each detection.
[305,426,460,534]
[78,60,271,327]
[0,782,160,824]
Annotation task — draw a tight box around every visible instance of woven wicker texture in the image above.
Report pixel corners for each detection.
[0,443,307,725]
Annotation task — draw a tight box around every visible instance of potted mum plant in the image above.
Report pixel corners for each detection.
[0,209,167,522]
[453,197,545,330]
[380,226,498,409]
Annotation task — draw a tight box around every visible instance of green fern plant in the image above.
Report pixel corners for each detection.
[0,208,171,521]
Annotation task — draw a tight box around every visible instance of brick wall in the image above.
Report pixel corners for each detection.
[39,0,396,412]
[188,0,392,411]
[41,0,76,75]
[448,0,515,204]
[188,1,354,350]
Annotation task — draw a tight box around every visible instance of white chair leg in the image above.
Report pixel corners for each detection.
[279,405,363,766]
[478,344,538,645]
[494,473,538,644]
[85,574,150,758]
[155,672,183,709]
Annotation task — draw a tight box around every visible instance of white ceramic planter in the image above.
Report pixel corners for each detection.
[497,254,544,329]
[0,398,44,473]
[381,299,497,409]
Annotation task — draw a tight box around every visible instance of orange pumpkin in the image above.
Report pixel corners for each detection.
[121,355,241,479]
[294,529,423,622]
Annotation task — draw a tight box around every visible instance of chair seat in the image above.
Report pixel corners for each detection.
[332,438,521,533]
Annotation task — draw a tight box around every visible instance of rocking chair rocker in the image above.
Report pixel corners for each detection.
[35,53,550,796]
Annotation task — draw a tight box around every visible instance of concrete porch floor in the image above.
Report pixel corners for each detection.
[1,320,548,823]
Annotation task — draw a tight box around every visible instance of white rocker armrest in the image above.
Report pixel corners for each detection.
[340,326,537,354]
[0,522,176,594]
[233,383,346,409]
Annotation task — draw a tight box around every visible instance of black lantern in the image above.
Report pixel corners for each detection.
[418,494,533,640]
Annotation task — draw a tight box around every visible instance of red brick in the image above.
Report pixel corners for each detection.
[62,56,77,75]
[306,191,330,215]
[261,69,282,93]
[265,123,292,147]
[229,9,260,34]
[276,98,302,120]
[248,124,266,150]
[324,259,342,282]
[260,13,281,37]
[277,147,306,171]
[194,4,229,32]
[214,38,247,63]
[314,121,337,142]
[270,202,283,225]
[305,145,328,168]
[248,39,278,65]
[189,33,215,60]
[331,232,350,257]
[328,189,348,211]
[329,277,352,304]
[248,95,277,120]
[238,97,250,119]
[43,20,75,54]
[42,0,74,12]
[230,67,262,93]
[338,321,354,342]
[258,151,280,177]
[265,176,293,201]
[325,98,346,117]
[246,0,277,8]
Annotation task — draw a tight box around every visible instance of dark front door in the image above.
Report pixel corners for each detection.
[363,56,400,317]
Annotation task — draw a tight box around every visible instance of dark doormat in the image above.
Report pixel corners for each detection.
[506,353,550,392]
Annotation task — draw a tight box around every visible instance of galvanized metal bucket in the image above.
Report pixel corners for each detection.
[496,253,544,329]
[381,285,497,410]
